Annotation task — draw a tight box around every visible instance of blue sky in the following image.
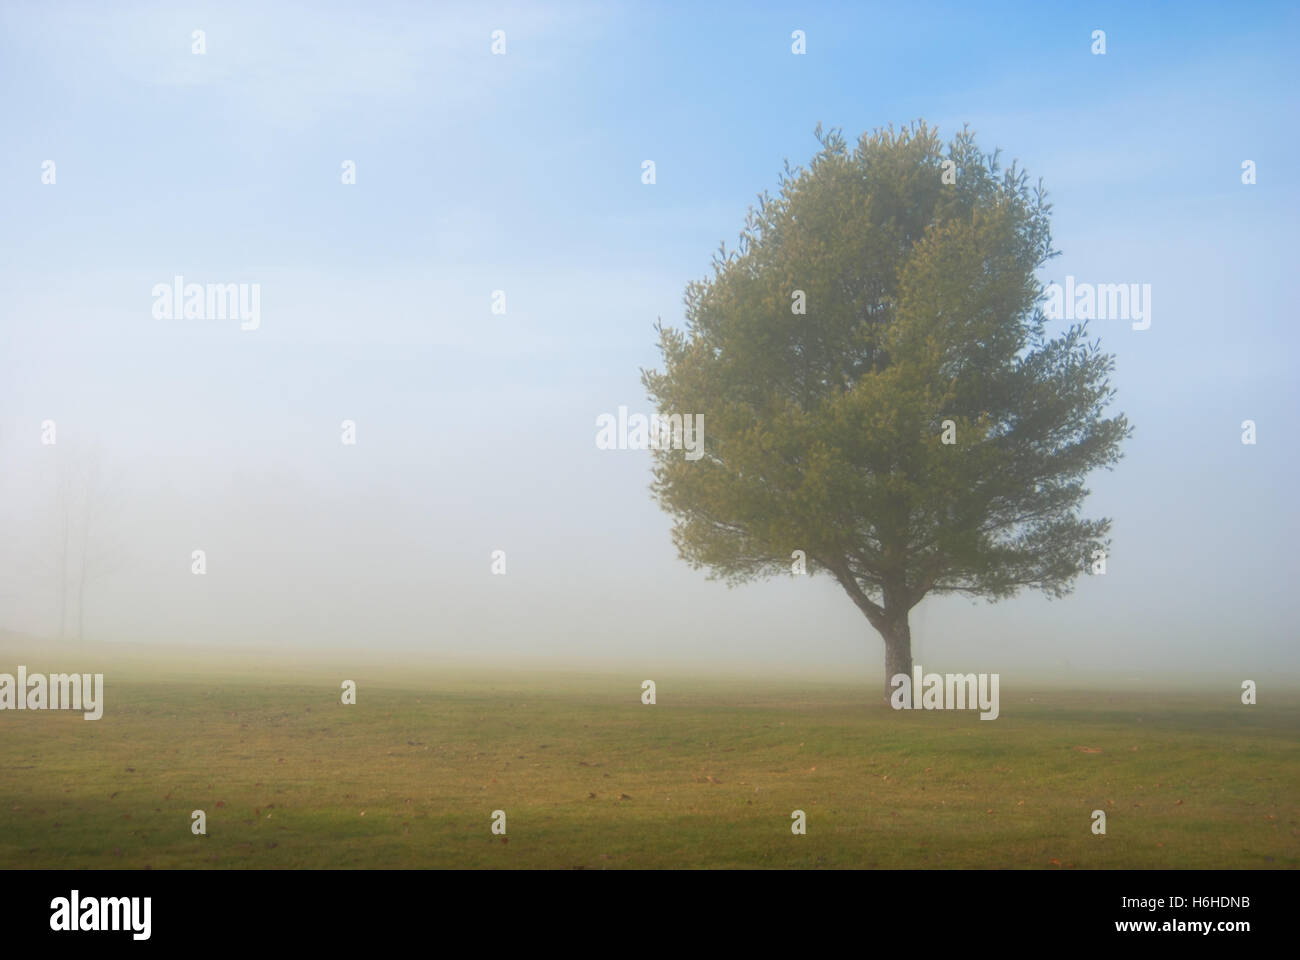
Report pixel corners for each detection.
[1,1,1297,683]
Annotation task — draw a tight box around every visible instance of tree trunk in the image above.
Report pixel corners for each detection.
[831,567,916,706]
[76,571,86,643]
[58,476,69,640]
[881,614,912,704]
[76,459,95,643]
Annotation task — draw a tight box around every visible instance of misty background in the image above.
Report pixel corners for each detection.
[1,1,1297,683]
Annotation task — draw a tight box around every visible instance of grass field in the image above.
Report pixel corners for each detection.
[2,646,1297,869]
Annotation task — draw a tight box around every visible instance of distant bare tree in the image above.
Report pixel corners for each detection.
[55,460,73,639]
[51,444,125,641]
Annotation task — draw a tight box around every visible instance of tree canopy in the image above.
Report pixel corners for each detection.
[642,121,1131,697]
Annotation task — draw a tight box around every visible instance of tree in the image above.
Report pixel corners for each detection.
[642,122,1131,700]
[73,449,116,642]
[55,458,73,639]
[50,444,122,642]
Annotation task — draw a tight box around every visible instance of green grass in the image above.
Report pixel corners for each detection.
[1,652,1297,869]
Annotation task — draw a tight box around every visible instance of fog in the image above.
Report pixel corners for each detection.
[2,1,1297,686]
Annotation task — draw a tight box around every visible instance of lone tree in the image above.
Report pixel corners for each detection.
[643,122,1130,700]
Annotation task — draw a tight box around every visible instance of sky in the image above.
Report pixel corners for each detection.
[1,0,1297,684]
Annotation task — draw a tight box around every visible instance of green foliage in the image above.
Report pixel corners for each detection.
[643,122,1131,629]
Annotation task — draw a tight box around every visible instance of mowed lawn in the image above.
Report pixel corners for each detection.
[1,652,1297,869]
